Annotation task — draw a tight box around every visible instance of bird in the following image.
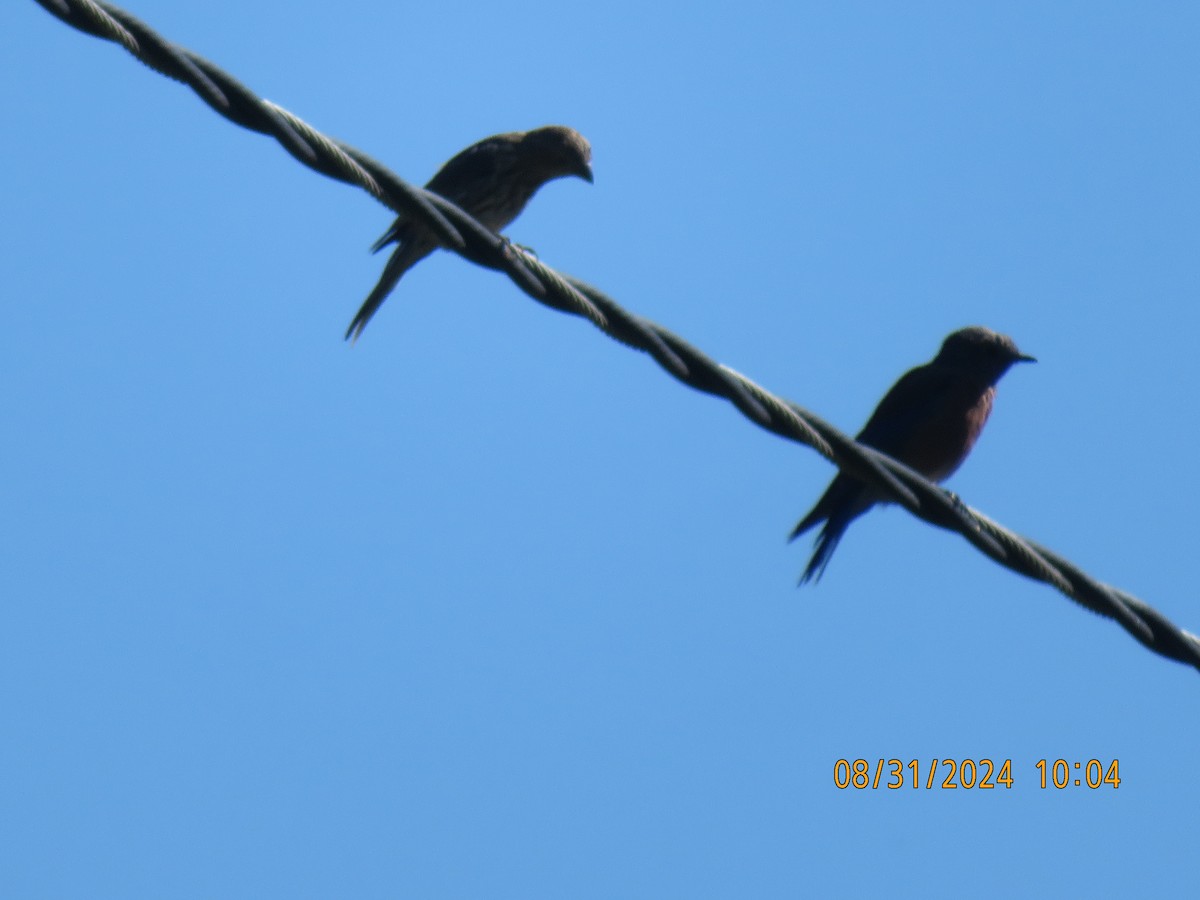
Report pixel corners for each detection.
[345,125,594,342]
[789,325,1035,583]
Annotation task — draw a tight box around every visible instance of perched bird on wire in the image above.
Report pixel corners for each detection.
[345,125,594,341]
[789,325,1035,584]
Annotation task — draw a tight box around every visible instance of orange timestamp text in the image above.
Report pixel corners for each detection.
[833,758,1121,790]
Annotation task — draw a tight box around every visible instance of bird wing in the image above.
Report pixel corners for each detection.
[369,134,519,254]
[855,364,957,454]
[859,364,990,482]
[789,363,955,541]
[424,134,518,203]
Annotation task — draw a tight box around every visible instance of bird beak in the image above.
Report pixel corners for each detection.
[1016,353,1037,363]
[577,163,594,184]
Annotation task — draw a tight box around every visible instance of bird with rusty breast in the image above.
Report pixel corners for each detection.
[345,125,593,342]
[790,326,1035,584]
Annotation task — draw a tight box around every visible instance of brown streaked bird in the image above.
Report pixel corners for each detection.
[345,125,593,341]
[789,326,1035,584]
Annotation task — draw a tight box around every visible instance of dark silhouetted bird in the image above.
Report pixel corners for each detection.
[790,326,1035,583]
[345,125,593,341]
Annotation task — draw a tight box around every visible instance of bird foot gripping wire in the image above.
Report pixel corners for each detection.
[503,238,540,261]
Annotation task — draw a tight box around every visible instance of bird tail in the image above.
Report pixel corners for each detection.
[788,506,824,543]
[369,221,403,254]
[789,479,874,585]
[345,238,434,343]
[798,519,845,585]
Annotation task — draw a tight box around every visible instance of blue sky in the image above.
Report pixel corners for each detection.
[4,0,1198,896]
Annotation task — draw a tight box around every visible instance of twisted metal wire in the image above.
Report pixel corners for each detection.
[32,0,1200,674]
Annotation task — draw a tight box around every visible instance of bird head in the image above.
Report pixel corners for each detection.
[520,126,594,184]
[935,326,1036,383]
